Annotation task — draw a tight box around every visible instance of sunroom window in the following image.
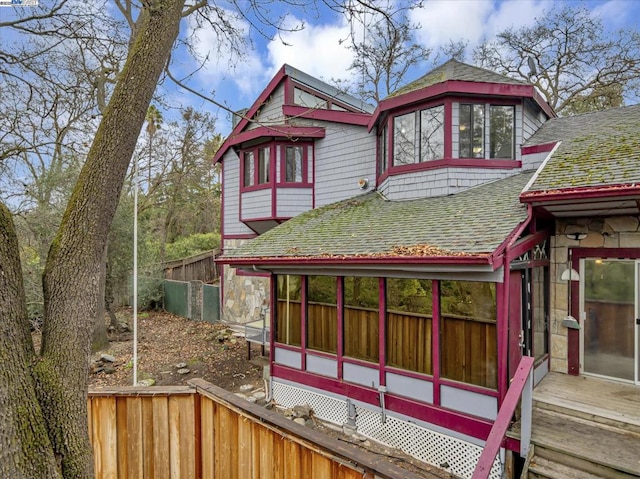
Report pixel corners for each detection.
[258,146,270,184]
[459,104,515,159]
[392,105,444,166]
[490,105,515,159]
[243,151,254,187]
[285,145,304,183]
[459,104,485,158]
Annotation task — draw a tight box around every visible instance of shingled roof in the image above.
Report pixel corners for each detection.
[222,172,534,263]
[523,104,640,193]
[387,59,530,99]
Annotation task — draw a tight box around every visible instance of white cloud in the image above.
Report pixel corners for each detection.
[592,0,640,29]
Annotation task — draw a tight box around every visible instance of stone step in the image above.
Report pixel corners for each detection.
[530,408,640,478]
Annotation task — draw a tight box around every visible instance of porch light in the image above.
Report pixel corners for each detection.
[565,233,587,240]
[560,266,580,329]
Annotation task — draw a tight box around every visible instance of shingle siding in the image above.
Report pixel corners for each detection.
[522,100,546,144]
[276,188,313,217]
[247,84,285,130]
[223,151,254,236]
[241,189,272,219]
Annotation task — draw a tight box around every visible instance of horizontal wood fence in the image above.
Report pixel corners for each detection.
[275,300,497,389]
[163,250,219,283]
[88,380,437,479]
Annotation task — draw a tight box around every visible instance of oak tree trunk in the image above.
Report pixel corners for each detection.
[0,1,186,477]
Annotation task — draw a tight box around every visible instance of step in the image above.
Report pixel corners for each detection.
[531,408,640,477]
[528,456,604,479]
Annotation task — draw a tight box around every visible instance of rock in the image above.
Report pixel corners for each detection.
[253,391,266,400]
[175,362,187,369]
[138,378,155,387]
[177,368,190,375]
[246,396,257,403]
[92,366,104,374]
[118,321,131,332]
[234,393,247,399]
[239,384,253,392]
[293,418,306,426]
[100,354,116,363]
[292,404,313,419]
[104,365,116,374]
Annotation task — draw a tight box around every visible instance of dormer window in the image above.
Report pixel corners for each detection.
[242,145,272,188]
[392,105,444,166]
[459,104,515,159]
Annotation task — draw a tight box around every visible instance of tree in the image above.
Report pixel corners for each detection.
[474,5,640,115]
[348,9,430,102]
[144,104,163,187]
[0,1,186,476]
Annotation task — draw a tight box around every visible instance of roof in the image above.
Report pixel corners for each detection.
[222,171,534,264]
[523,104,640,193]
[386,59,530,99]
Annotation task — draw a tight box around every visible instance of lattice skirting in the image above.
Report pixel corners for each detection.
[272,380,503,479]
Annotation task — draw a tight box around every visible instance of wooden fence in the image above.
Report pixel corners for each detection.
[88,380,435,479]
[275,300,497,389]
[162,250,219,283]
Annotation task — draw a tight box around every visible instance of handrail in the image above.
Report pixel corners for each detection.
[472,355,534,479]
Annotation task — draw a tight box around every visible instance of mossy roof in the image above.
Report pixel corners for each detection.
[386,59,529,99]
[524,104,640,192]
[223,172,533,261]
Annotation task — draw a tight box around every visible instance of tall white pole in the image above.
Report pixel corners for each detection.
[133,157,138,386]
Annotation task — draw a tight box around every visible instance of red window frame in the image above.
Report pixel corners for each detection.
[279,143,311,185]
[240,143,274,192]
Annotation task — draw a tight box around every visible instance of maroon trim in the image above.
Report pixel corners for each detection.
[388,158,521,175]
[521,184,640,203]
[533,90,556,119]
[270,147,277,218]
[305,349,337,360]
[229,125,325,150]
[385,366,433,382]
[284,75,293,104]
[312,145,316,209]
[272,364,494,441]
[301,276,307,370]
[274,343,301,352]
[236,269,270,278]
[278,143,310,184]
[492,204,533,263]
[342,357,378,369]
[269,271,276,378]
[521,142,556,155]
[505,230,549,263]
[370,80,540,131]
[283,105,371,126]
[337,277,344,380]
[219,255,492,267]
[439,379,499,397]
[378,277,386,387]
[497,278,508,404]
[221,234,257,240]
[432,280,441,405]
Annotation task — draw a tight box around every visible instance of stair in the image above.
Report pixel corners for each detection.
[524,405,640,479]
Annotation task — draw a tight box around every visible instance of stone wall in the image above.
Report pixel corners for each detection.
[550,216,640,373]
[221,239,270,324]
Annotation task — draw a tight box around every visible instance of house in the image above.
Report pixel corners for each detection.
[215,60,640,478]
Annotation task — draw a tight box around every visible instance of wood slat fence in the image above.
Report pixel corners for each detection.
[88,380,437,479]
[163,250,219,283]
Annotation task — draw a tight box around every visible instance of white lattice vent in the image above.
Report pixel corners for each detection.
[355,406,502,479]
[272,381,348,425]
[271,381,502,479]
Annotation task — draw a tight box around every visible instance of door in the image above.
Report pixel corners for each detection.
[508,270,526,379]
[581,259,637,382]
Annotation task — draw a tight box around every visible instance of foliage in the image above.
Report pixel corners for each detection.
[474,5,640,115]
[164,233,221,261]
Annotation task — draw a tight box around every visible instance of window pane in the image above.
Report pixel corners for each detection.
[386,278,432,374]
[258,147,270,184]
[420,106,444,161]
[307,276,337,354]
[490,106,514,159]
[285,146,304,183]
[532,267,549,360]
[459,104,485,158]
[294,87,327,109]
[243,151,254,187]
[276,275,302,346]
[377,125,388,176]
[344,277,379,362]
[393,112,417,166]
[440,281,497,389]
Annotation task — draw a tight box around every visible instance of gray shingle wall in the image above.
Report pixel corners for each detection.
[247,84,285,131]
[314,123,377,207]
[522,101,546,144]
[241,189,272,219]
[276,188,313,217]
[223,152,254,236]
[521,151,549,171]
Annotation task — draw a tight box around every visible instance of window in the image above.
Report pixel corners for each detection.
[377,124,388,176]
[285,145,304,183]
[307,276,337,354]
[294,87,328,109]
[276,275,302,346]
[258,146,270,184]
[490,106,514,159]
[459,104,485,158]
[386,278,433,374]
[440,281,497,389]
[392,105,444,166]
[344,277,379,362]
[243,151,254,187]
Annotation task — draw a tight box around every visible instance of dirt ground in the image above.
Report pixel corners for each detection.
[87,309,266,393]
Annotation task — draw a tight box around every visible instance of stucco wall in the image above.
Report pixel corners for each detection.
[550,216,640,373]
[221,239,270,324]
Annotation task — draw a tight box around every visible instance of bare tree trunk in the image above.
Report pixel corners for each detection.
[92,244,109,352]
[0,2,187,477]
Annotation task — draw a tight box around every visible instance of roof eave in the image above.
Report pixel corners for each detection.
[520,184,640,204]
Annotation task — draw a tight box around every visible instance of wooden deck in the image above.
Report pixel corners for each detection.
[526,372,640,478]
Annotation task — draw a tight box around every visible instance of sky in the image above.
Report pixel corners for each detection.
[173,0,640,135]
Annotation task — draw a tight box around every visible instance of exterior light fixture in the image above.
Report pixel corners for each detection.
[358,178,369,190]
[565,232,587,240]
[560,265,580,329]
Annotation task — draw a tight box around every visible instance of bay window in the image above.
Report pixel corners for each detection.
[242,145,271,188]
[459,104,515,159]
[284,145,304,183]
[392,105,444,166]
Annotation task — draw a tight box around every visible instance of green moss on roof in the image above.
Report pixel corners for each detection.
[525,105,640,192]
[224,172,534,261]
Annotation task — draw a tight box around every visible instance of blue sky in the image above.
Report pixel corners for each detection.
[174,0,640,135]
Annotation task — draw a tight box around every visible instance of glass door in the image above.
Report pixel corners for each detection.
[581,259,635,382]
